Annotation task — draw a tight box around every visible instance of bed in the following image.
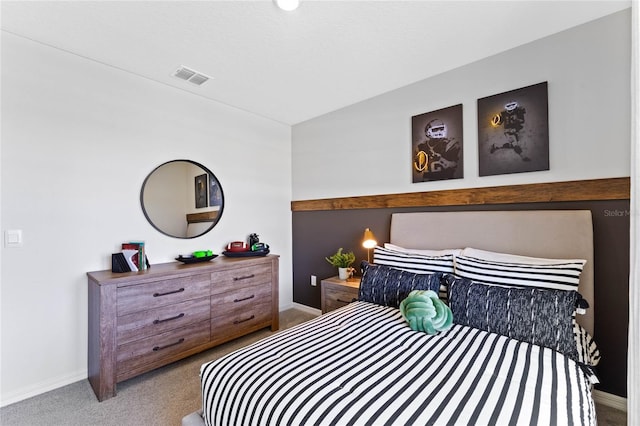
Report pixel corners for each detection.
[183,210,599,426]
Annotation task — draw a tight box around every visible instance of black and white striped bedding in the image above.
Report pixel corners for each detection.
[200,302,596,426]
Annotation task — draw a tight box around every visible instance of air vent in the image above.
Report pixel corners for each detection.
[188,73,209,86]
[172,66,211,86]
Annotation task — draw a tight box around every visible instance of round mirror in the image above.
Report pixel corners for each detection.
[140,160,224,239]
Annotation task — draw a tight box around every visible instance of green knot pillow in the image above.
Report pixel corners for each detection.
[399,290,453,334]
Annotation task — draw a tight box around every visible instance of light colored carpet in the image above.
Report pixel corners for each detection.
[596,402,628,426]
[0,308,317,426]
[1,308,627,425]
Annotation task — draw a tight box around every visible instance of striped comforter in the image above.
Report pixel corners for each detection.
[200,302,596,426]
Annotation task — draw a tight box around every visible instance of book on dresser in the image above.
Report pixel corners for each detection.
[87,254,279,401]
[121,241,147,271]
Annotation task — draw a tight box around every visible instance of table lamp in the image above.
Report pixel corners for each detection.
[362,228,377,263]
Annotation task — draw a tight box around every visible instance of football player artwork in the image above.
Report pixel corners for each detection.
[477,82,549,176]
[412,104,463,183]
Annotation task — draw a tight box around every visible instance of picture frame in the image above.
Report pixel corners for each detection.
[477,82,549,176]
[209,174,223,207]
[411,104,463,183]
[194,173,208,208]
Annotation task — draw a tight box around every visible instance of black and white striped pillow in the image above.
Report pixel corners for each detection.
[574,322,601,366]
[374,246,454,299]
[373,246,455,274]
[383,243,462,257]
[453,255,585,291]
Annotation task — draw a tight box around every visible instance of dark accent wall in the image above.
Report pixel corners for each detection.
[292,201,630,397]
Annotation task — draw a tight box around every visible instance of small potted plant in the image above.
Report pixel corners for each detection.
[326,248,356,280]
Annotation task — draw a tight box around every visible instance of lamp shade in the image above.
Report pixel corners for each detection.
[362,228,377,249]
[274,0,300,11]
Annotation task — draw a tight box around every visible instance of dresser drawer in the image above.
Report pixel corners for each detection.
[116,320,210,378]
[211,284,271,318]
[325,286,359,306]
[210,303,272,344]
[117,274,210,316]
[321,277,360,313]
[117,296,210,345]
[324,295,357,312]
[211,263,271,294]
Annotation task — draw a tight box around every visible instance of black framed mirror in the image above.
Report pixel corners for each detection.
[140,160,224,239]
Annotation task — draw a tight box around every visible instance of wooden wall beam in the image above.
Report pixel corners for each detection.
[291,177,630,212]
[186,211,218,223]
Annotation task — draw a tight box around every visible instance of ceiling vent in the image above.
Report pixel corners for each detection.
[172,66,211,86]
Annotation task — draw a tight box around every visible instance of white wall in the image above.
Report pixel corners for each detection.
[0,32,292,405]
[292,10,631,200]
[143,161,191,237]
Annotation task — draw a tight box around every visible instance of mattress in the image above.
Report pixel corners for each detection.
[200,301,596,426]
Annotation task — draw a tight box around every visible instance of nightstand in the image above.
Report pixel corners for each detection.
[320,276,361,314]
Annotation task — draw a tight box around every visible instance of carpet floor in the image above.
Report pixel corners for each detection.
[1,308,627,425]
[0,308,317,426]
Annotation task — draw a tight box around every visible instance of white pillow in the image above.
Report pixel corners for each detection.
[384,243,462,257]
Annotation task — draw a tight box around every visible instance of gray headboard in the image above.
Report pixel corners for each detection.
[390,210,594,335]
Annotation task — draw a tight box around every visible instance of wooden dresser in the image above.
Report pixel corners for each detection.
[87,255,279,401]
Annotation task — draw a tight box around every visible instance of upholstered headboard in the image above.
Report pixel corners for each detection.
[390,210,594,335]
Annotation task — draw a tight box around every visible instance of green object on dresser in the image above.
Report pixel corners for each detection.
[399,290,453,334]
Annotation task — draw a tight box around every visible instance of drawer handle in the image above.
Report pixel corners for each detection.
[234,295,255,303]
[153,288,185,297]
[153,313,185,324]
[233,315,255,324]
[233,274,255,281]
[337,298,356,304]
[153,338,185,352]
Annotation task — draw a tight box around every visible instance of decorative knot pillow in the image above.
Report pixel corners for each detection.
[399,290,453,334]
[359,262,442,308]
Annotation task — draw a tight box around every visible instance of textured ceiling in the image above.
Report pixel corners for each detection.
[1,1,630,125]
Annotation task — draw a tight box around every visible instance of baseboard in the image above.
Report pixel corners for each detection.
[0,370,87,408]
[593,389,628,412]
[285,302,321,316]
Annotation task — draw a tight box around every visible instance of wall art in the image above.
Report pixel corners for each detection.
[477,82,549,176]
[412,104,463,183]
[195,173,208,208]
[209,173,223,207]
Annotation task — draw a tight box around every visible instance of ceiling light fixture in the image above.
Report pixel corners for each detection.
[274,0,300,12]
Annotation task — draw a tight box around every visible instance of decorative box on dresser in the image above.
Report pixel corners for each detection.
[320,276,361,314]
[87,255,279,401]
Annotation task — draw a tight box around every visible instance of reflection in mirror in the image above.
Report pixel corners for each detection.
[140,160,224,239]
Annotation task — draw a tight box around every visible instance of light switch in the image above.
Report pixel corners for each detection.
[5,229,23,248]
